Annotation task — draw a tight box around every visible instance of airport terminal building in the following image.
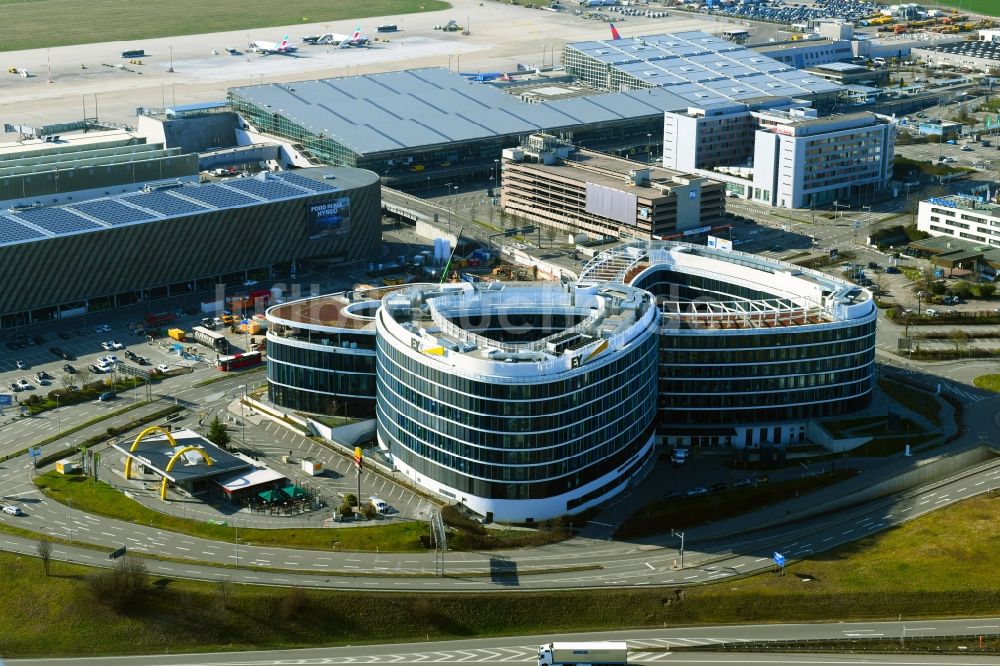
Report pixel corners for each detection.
[265,242,876,520]
[0,167,380,329]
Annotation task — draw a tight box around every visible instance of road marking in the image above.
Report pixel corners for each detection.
[842,529,853,535]
[644,562,655,570]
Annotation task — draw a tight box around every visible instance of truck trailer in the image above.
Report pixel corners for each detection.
[537,641,628,665]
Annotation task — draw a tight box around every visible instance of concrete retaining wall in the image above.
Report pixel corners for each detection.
[806,420,871,452]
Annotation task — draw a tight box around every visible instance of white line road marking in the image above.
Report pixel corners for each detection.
[645,562,655,570]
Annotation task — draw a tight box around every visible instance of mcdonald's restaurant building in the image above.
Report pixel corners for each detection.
[112,427,287,503]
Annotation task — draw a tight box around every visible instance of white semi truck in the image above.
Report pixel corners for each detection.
[537,641,628,666]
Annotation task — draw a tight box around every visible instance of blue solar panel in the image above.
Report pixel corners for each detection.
[125,191,210,217]
[274,171,339,193]
[12,206,100,234]
[176,184,257,209]
[70,200,154,226]
[0,216,45,244]
[222,177,303,200]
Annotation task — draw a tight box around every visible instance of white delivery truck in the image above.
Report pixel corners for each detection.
[537,641,628,666]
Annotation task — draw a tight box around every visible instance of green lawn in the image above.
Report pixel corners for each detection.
[973,374,1000,392]
[35,471,428,552]
[2,494,997,658]
[0,0,449,52]
[929,0,1000,18]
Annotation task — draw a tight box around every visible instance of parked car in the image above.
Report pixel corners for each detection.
[156,363,170,373]
[16,379,32,390]
[62,364,76,374]
[100,355,120,365]
[7,382,20,392]
[925,308,938,317]
[369,497,388,513]
[734,478,753,489]
[88,364,106,374]
[124,350,138,361]
[2,505,23,516]
[15,360,28,370]
[110,339,124,350]
[686,486,709,497]
[885,266,901,274]
[49,346,65,357]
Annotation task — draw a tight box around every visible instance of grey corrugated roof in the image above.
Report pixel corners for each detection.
[230,67,693,156]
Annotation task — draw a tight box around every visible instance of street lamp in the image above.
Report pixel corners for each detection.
[494,158,500,192]
[917,290,926,316]
[55,394,61,437]
[671,529,685,568]
[647,132,652,163]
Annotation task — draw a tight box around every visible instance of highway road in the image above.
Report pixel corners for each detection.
[1,439,998,591]
[8,618,1000,665]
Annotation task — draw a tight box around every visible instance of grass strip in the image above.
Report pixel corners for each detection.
[0,0,449,51]
[28,399,158,449]
[1,494,997,658]
[973,374,1000,392]
[615,469,855,539]
[35,471,430,552]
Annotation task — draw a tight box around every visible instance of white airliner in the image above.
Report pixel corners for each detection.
[303,27,371,48]
[250,35,298,55]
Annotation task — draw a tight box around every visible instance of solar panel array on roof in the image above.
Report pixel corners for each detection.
[0,216,45,244]
[566,30,841,101]
[124,190,211,217]
[174,184,257,209]
[272,171,339,193]
[221,177,304,201]
[11,206,101,234]
[70,199,153,226]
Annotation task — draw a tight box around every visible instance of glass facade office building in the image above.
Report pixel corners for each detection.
[579,240,878,449]
[375,283,661,522]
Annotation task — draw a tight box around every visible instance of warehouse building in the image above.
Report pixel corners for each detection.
[227,67,699,189]
[0,167,380,330]
[752,38,854,69]
[911,38,1000,72]
[562,30,842,109]
[500,134,725,240]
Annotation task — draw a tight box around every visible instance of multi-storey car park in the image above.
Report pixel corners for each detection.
[0,167,380,329]
[266,243,876,519]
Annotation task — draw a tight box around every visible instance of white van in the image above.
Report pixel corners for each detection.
[671,448,689,466]
[924,308,938,317]
[369,497,388,513]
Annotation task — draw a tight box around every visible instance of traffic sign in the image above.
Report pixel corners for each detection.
[773,552,786,567]
[109,546,127,560]
[28,446,42,459]
[353,446,363,471]
[0,394,12,407]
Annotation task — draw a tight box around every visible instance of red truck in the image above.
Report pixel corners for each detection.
[144,311,176,326]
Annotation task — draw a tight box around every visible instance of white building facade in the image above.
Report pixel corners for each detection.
[917,195,1000,246]
[664,104,895,208]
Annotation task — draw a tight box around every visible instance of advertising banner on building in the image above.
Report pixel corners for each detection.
[307,196,352,240]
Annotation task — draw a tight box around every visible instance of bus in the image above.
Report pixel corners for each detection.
[721,30,749,44]
[191,326,230,354]
[216,351,262,371]
[120,49,145,58]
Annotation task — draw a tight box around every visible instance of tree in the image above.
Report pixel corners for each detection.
[545,225,558,247]
[977,283,996,300]
[76,366,93,388]
[88,556,148,611]
[361,502,378,520]
[37,538,52,576]
[206,415,231,449]
[949,329,970,356]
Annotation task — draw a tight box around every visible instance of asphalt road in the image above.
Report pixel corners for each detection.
[8,618,1000,665]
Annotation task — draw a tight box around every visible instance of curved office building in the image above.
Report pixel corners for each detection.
[375,282,661,522]
[579,240,877,449]
[266,285,408,416]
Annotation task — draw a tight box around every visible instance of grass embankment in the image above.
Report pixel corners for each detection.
[0,0,448,52]
[35,471,428,552]
[2,494,997,658]
[33,472,564,552]
[878,377,943,428]
[931,0,1000,17]
[615,469,856,539]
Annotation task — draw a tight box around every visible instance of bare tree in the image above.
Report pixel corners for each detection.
[59,373,74,390]
[949,329,971,357]
[77,366,93,388]
[37,538,52,576]
[545,225,558,248]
